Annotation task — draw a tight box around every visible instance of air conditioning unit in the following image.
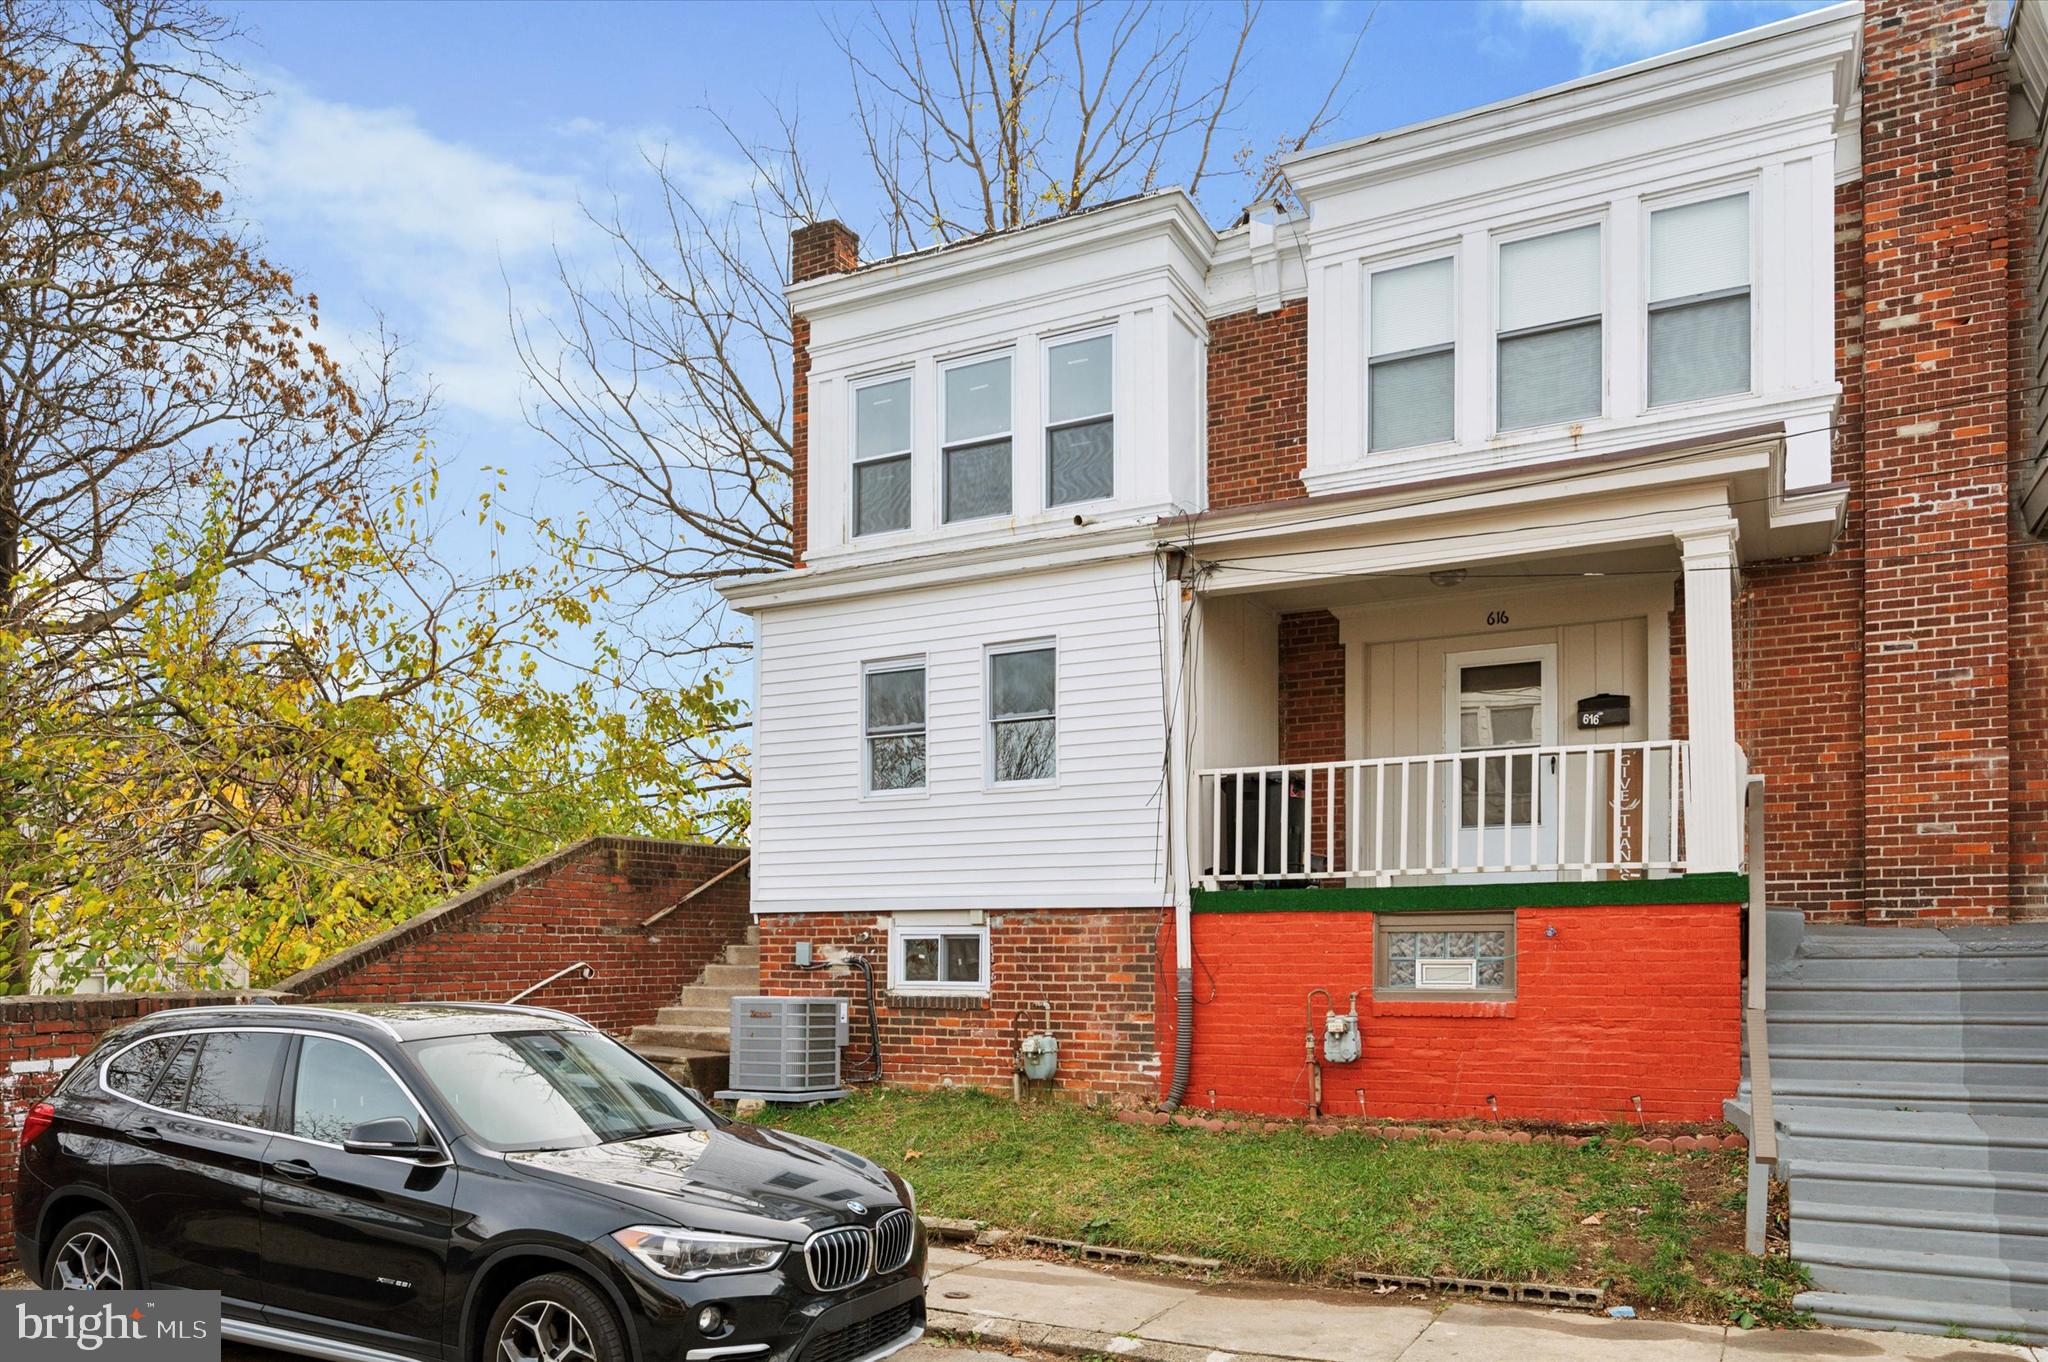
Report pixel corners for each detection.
[715,996,850,1103]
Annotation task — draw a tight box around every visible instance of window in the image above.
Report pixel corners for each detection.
[1369,258,1455,451]
[852,375,913,537]
[1497,224,1603,431]
[181,1031,288,1128]
[1046,333,1113,504]
[943,354,1012,522]
[1648,194,1750,406]
[104,1035,186,1102]
[988,643,1056,783]
[1457,661,1544,827]
[890,925,989,994]
[292,1036,422,1145]
[1375,913,1515,997]
[863,660,926,793]
[150,1034,200,1110]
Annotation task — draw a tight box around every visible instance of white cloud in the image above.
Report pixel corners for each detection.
[1508,0,1713,68]
[231,78,753,424]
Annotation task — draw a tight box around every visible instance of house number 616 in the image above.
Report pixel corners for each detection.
[1486,609,1510,627]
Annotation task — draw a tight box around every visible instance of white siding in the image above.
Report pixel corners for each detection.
[752,555,1169,911]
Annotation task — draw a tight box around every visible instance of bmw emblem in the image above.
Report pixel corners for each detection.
[845,1200,867,1216]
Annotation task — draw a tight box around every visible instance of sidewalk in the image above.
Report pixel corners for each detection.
[924,1246,2043,1362]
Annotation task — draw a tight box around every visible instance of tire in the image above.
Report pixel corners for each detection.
[43,1210,142,1292]
[484,1272,629,1362]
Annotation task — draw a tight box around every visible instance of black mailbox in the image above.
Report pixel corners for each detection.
[1576,693,1631,729]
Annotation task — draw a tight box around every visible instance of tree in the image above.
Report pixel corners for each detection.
[519,0,1365,728]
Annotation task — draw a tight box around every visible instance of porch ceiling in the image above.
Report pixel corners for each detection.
[1245,542,1680,613]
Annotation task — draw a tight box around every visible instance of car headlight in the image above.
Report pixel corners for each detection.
[612,1226,787,1280]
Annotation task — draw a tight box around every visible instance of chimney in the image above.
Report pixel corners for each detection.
[792,220,859,283]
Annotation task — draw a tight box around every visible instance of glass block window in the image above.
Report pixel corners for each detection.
[1047,332,1114,505]
[1497,224,1602,431]
[1376,913,1515,997]
[944,354,1012,522]
[1648,194,1750,406]
[853,375,913,537]
[863,660,925,792]
[1369,257,1454,452]
[988,642,1056,784]
[891,925,988,994]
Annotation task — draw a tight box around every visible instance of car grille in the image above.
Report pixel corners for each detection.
[805,1225,873,1292]
[872,1209,915,1274]
[797,1299,921,1362]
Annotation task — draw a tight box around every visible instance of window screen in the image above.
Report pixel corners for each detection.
[1047,334,1113,504]
[1369,258,1454,451]
[1649,195,1750,406]
[1498,225,1602,430]
[944,356,1012,522]
[989,645,1055,783]
[864,663,926,792]
[853,376,912,537]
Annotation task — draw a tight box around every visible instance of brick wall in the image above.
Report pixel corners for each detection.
[787,220,861,567]
[1,989,277,1271]
[1279,610,1347,870]
[755,909,1159,1101]
[1160,902,1742,1123]
[283,836,751,1035]
[1207,301,1309,510]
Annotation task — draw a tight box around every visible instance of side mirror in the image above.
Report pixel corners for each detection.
[342,1117,438,1159]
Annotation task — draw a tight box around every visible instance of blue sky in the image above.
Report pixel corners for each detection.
[211,0,1819,665]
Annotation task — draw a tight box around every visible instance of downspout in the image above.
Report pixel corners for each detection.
[1162,559,1197,1111]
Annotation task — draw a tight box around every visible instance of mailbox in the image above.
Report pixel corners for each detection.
[1576,693,1631,729]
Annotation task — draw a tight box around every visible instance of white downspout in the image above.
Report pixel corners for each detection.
[1162,559,1197,1109]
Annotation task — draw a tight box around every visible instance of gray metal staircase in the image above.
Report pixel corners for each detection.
[624,926,760,1094]
[1730,920,2048,1343]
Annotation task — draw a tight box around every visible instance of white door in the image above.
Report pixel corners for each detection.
[1444,645,1559,875]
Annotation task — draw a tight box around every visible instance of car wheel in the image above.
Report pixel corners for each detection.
[44,1211,141,1291]
[486,1272,627,1362]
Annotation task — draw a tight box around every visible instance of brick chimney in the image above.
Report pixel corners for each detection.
[788,221,860,567]
[1854,0,2024,920]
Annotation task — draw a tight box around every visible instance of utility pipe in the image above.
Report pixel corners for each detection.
[1162,564,1197,1111]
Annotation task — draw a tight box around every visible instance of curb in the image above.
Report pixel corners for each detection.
[1113,1109,1749,1153]
[928,1306,1315,1362]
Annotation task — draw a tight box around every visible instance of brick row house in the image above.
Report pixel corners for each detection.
[723,0,2048,1338]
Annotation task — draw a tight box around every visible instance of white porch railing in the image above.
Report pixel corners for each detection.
[1197,740,1693,884]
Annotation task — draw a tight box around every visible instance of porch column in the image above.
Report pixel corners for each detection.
[1681,525,1742,873]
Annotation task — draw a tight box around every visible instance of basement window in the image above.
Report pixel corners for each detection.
[1375,912,1515,999]
[890,925,989,995]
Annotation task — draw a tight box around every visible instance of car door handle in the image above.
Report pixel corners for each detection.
[272,1158,318,1181]
[130,1124,163,1144]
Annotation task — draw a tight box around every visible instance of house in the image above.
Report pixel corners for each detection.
[722,0,2048,1337]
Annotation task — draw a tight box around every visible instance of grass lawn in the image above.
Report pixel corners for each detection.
[756,1088,1807,1326]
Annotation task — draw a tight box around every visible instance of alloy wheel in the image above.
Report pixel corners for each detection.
[52,1231,123,1291]
[497,1299,597,1362]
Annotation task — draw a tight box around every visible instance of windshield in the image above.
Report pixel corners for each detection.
[407,1028,717,1151]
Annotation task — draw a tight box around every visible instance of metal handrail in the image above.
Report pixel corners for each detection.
[506,961,594,1004]
[641,853,751,929]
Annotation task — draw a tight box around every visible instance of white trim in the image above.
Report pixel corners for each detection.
[887,923,991,996]
[984,638,1060,789]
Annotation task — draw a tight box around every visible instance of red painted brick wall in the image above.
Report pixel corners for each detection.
[755,909,1159,1101]
[1,990,276,1271]
[1207,301,1308,511]
[1160,903,1742,1123]
[284,836,751,1036]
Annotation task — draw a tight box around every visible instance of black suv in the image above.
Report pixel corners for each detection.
[14,1003,925,1362]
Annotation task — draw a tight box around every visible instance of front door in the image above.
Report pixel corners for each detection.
[1444,645,1558,875]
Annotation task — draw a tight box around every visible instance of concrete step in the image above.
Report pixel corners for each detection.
[670,984,753,1010]
[656,1005,732,1030]
[1792,924,2048,961]
[1796,1289,2048,1345]
[721,944,760,969]
[1796,1244,2048,1313]
[1757,1046,2048,1089]
[1750,1078,2048,1118]
[629,1044,730,1094]
[1766,1014,2048,1051]
[630,1023,731,1051]
[1792,1201,2048,1260]
[1792,1159,2048,1220]
[1768,978,2048,1013]
[695,963,759,989]
[1777,1106,2048,1169]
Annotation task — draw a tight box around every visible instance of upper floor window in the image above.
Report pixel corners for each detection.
[943,354,1012,523]
[1497,224,1602,432]
[1648,194,1750,406]
[1046,333,1114,504]
[863,659,926,793]
[852,375,912,537]
[1369,257,1455,452]
[988,641,1056,784]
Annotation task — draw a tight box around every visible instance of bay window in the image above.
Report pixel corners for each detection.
[1497,224,1603,431]
[1369,257,1455,451]
[1046,332,1114,504]
[1648,194,1751,406]
[852,375,912,537]
[943,354,1012,523]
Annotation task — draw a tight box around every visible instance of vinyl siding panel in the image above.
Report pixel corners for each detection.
[752,554,1169,910]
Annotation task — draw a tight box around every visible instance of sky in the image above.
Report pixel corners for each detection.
[209,0,1824,678]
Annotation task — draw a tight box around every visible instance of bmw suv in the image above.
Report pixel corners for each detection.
[13,1002,925,1362]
